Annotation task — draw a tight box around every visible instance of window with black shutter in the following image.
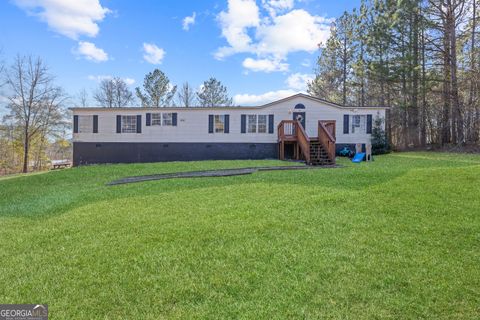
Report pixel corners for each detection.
[268,114,274,134]
[93,115,98,133]
[73,115,79,133]
[343,114,349,134]
[240,115,246,133]
[208,115,214,133]
[366,114,373,134]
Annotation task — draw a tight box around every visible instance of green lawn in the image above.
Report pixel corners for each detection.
[0,153,479,319]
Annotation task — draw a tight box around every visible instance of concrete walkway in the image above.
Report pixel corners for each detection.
[108,165,336,186]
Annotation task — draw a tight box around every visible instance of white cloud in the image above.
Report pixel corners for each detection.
[261,0,294,16]
[215,0,260,60]
[234,72,312,105]
[13,0,110,39]
[75,41,108,62]
[182,12,196,31]
[242,57,288,72]
[123,78,136,86]
[285,73,314,91]
[216,1,332,73]
[88,75,135,85]
[87,74,111,81]
[255,10,331,57]
[301,59,311,67]
[234,89,296,105]
[0,95,9,104]
[142,43,165,65]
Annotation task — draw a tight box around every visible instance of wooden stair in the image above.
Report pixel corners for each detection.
[309,141,334,165]
[278,119,336,166]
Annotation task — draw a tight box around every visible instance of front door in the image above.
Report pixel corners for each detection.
[293,112,306,128]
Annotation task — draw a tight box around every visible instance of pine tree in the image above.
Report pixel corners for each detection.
[197,78,233,107]
[136,69,177,107]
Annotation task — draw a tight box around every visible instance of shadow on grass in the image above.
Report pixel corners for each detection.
[1,153,478,219]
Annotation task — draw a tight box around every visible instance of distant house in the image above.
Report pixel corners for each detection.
[70,93,387,166]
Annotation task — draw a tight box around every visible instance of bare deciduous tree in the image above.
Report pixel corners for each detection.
[77,88,89,107]
[176,82,196,107]
[93,77,134,107]
[4,55,67,173]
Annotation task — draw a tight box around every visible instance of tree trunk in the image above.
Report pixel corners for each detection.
[468,0,477,143]
[343,36,348,106]
[360,42,365,107]
[420,19,427,146]
[449,11,463,144]
[22,125,29,173]
[410,7,420,146]
[442,18,451,145]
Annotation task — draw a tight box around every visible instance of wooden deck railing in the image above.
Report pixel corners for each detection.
[295,120,311,164]
[277,120,297,140]
[278,120,310,163]
[278,119,336,165]
[318,120,336,163]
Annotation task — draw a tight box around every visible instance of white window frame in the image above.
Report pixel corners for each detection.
[247,114,268,133]
[151,113,162,126]
[247,115,257,133]
[121,115,137,133]
[214,115,225,133]
[162,113,173,126]
[151,113,174,126]
[78,115,93,133]
[258,115,267,133]
[351,115,366,134]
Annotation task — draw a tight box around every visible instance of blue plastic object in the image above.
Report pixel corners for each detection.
[352,152,366,163]
[339,147,351,157]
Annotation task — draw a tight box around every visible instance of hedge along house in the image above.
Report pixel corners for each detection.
[71,93,387,166]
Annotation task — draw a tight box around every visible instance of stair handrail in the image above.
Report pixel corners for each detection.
[318,120,336,164]
[277,121,284,141]
[295,120,311,164]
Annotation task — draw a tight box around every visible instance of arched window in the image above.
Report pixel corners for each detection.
[294,103,305,109]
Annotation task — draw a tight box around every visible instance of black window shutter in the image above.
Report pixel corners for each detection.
[172,113,178,126]
[366,114,373,134]
[224,114,229,133]
[268,114,274,134]
[241,115,246,133]
[136,115,142,133]
[208,115,214,133]
[73,115,79,133]
[146,113,151,126]
[116,115,121,133]
[343,115,349,134]
[93,115,98,133]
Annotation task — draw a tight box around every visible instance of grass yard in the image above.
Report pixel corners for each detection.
[0,152,479,319]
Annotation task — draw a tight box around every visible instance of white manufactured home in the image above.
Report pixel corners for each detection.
[71,93,387,166]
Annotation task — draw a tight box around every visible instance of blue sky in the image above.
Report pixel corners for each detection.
[0,0,360,106]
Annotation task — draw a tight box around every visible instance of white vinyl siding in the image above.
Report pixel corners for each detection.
[78,115,93,133]
[121,115,137,133]
[72,96,386,145]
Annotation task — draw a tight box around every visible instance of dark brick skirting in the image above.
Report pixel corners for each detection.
[73,142,279,166]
